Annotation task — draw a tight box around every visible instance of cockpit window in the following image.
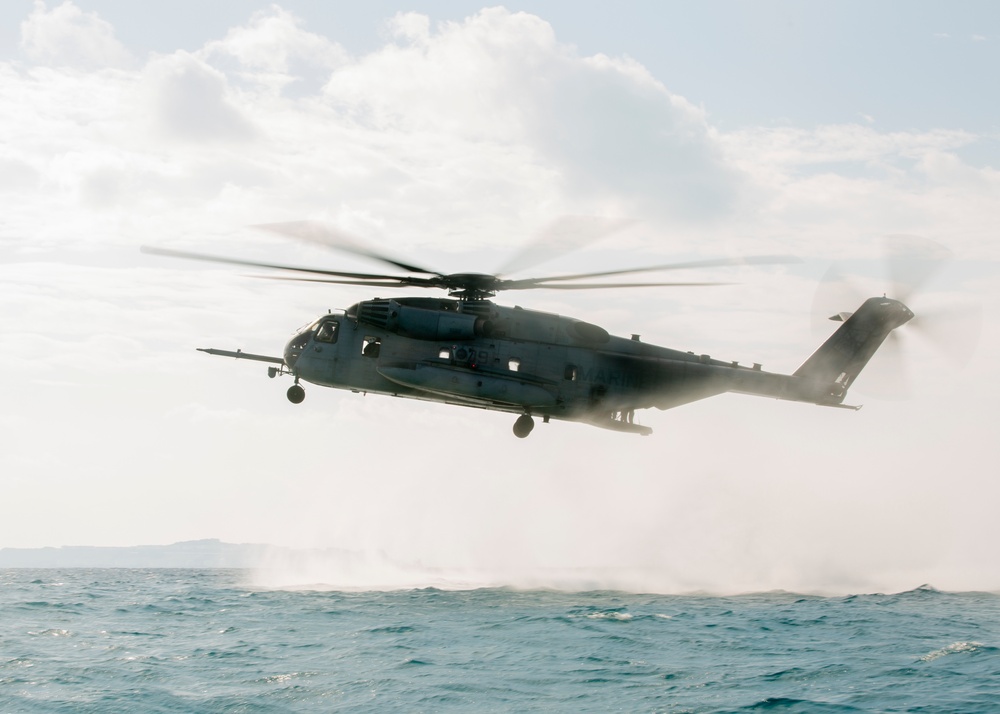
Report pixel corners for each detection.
[295,319,321,335]
[316,320,339,344]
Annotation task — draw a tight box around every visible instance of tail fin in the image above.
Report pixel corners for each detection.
[794,297,914,396]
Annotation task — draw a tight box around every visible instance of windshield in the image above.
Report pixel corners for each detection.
[294,319,322,335]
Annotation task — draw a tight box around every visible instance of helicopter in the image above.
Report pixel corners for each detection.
[144,220,918,438]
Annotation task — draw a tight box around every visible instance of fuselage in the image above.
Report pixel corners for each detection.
[281,297,848,431]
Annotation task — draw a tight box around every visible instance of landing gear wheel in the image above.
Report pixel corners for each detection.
[513,414,535,439]
[286,384,305,404]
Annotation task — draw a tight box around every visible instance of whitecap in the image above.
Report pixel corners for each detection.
[919,641,984,662]
[585,611,632,621]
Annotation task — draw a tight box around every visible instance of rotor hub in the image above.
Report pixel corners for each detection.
[442,273,502,300]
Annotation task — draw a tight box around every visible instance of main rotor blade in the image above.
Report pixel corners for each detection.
[254,221,443,276]
[141,246,417,282]
[504,255,800,289]
[503,280,731,290]
[496,216,637,276]
[253,275,431,288]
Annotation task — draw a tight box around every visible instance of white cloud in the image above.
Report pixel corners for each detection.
[20,0,132,69]
[320,8,741,222]
[0,156,40,192]
[143,51,256,144]
[12,4,992,261]
[203,6,346,73]
[2,5,996,263]
[387,11,432,43]
[200,5,348,96]
[721,124,976,168]
[715,124,1000,259]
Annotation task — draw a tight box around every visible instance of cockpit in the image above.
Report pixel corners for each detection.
[284,315,340,368]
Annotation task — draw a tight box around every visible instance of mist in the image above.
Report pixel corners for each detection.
[246,349,1000,596]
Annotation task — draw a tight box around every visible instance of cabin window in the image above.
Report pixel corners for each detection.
[315,320,339,344]
[438,348,450,359]
[508,358,520,372]
[362,337,381,358]
[564,364,578,381]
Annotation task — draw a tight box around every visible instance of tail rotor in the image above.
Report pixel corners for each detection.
[812,236,981,399]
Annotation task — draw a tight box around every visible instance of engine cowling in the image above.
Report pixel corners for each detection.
[396,305,480,339]
[356,299,490,340]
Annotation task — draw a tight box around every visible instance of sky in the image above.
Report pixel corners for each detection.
[1,1,999,593]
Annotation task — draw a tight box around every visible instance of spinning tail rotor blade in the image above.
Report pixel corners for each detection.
[905,301,983,368]
[812,235,979,399]
[884,234,953,304]
[872,331,911,400]
[810,263,867,336]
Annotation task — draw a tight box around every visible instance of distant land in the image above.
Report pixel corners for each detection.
[0,539,327,568]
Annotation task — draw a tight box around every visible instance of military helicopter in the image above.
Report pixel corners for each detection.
[145,220,919,438]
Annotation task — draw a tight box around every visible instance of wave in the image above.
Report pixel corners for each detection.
[920,641,997,662]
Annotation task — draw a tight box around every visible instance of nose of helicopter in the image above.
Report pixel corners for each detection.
[283,339,298,369]
[283,332,310,369]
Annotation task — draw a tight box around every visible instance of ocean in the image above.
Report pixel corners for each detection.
[1,569,998,713]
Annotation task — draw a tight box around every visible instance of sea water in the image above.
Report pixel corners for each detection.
[1,569,998,712]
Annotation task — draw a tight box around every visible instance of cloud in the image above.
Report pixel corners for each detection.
[321,8,742,222]
[715,124,1000,258]
[0,156,40,193]
[10,4,992,259]
[20,0,132,69]
[1,3,995,269]
[200,5,348,95]
[720,124,976,168]
[203,6,346,73]
[143,51,256,143]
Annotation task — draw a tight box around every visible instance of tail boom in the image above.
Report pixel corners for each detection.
[678,296,913,409]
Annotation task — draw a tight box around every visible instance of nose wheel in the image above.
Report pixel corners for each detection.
[287,383,305,404]
[513,414,535,438]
